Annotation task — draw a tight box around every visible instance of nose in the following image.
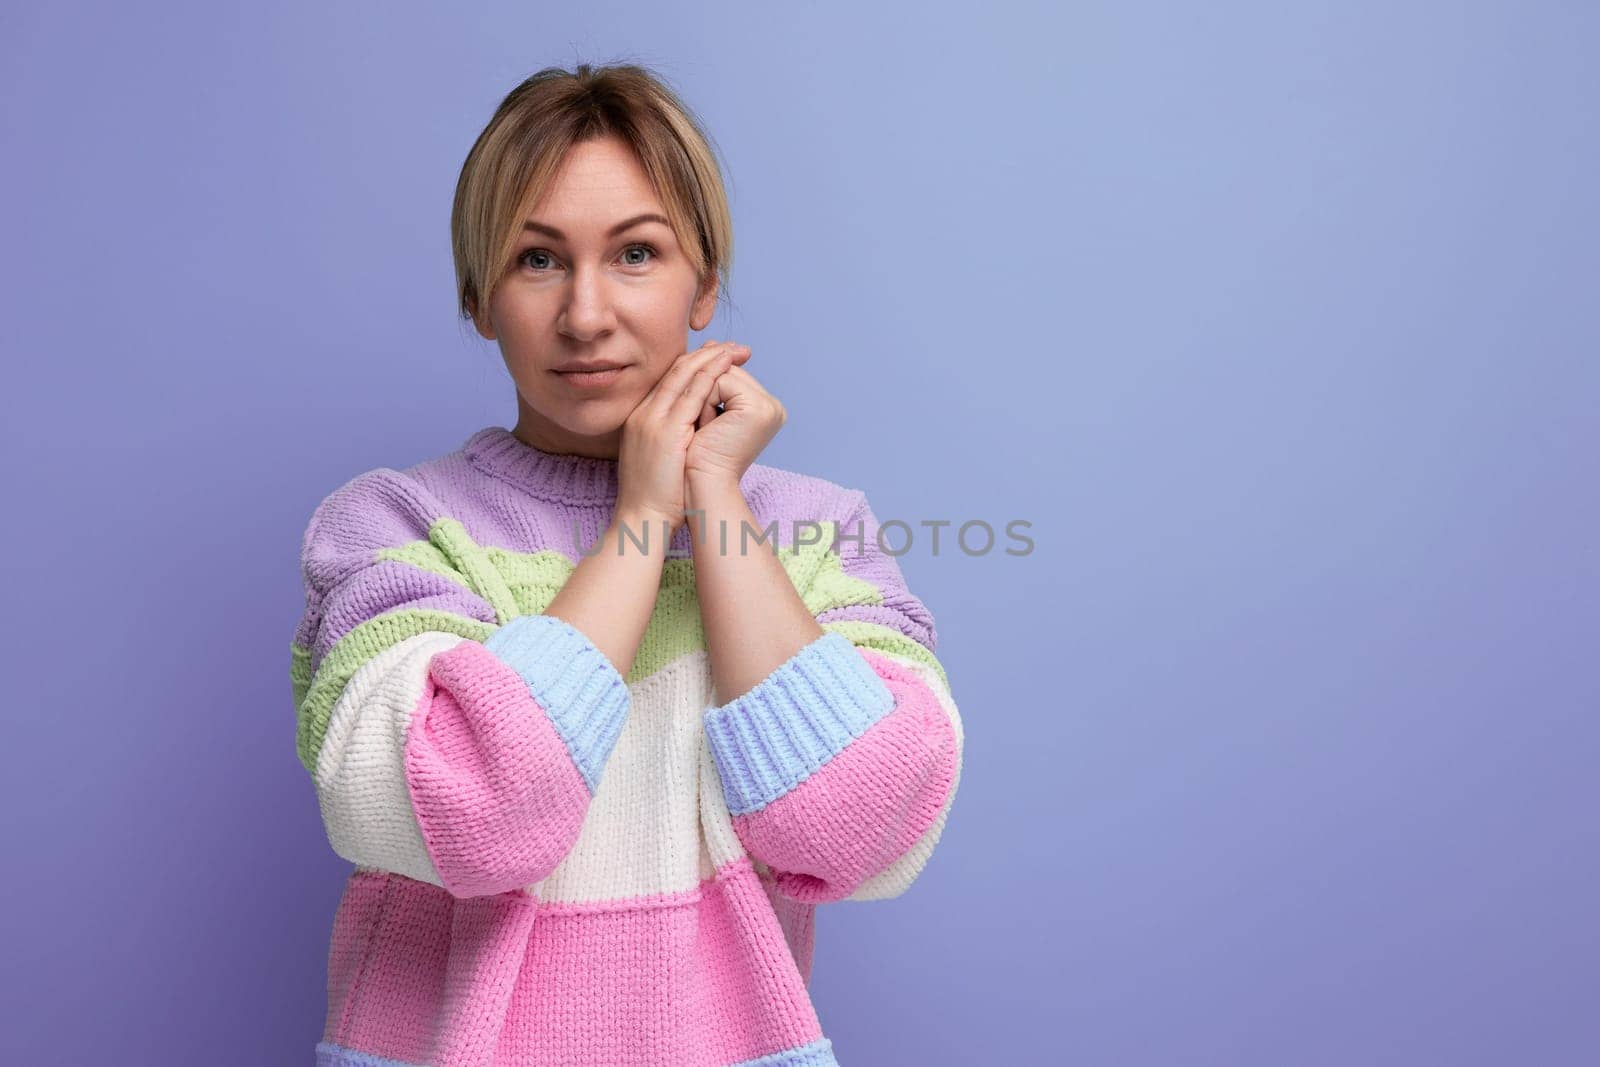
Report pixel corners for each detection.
[556,262,618,342]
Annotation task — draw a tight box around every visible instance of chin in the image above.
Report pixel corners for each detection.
[543,398,629,438]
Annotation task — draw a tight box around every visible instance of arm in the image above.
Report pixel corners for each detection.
[692,481,964,903]
[291,468,659,899]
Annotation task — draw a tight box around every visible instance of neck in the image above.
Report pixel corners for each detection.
[512,396,623,460]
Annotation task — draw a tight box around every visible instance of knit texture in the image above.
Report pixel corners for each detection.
[291,425,964,1066]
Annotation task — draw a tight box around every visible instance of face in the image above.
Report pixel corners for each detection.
[471,134,718,458]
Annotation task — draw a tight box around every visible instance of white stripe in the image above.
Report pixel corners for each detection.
[536,650,726,902]
[314,630,465,889]
[314,637,962,906]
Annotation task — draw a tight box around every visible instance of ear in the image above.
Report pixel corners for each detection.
[689,270,719,332]
[466,293,496,341]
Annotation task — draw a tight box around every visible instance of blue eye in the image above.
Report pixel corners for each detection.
[518,244,658,272]
[621,243,657,266]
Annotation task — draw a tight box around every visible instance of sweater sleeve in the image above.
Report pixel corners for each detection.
[290,468,630,899]
[701,491,964,903]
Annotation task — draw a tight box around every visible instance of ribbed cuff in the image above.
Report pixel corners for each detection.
[484,614,630,793]
[703,631,895,816]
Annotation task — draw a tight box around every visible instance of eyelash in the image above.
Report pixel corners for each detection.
[518,243,659,272]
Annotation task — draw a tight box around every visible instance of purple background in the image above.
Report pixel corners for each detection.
[3,2,1596,1063]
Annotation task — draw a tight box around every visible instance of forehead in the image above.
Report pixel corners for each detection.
[532,137,665,222]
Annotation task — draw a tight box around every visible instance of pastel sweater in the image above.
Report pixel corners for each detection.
[289,425,965,1067]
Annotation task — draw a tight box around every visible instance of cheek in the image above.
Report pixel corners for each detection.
[636,350,685,395]
[494,295,548,341]
[490,303,557,373]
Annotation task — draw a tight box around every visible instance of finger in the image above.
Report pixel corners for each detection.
[643,342,746,419]
[706,362,763,407]
[681,341,750,388]
[708,364,784,427]
[637,341,723,406]
[653,342,742,419]
[698,389,721,429]
[697,370,731,428]
[667,349,737,427]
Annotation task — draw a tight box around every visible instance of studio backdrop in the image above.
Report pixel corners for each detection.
[2,2,1594,1065]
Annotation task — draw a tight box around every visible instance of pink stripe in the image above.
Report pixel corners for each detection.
[730,648,959,902]
[322,859,824,1066]
[763,882,819,985]
[497,857,823,1065]
[403,639,592,899]
[323,869,541,1066]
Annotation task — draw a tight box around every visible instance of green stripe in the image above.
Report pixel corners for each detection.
[290,642,313,714]
[292,519,945,773]
[294,608,495,774]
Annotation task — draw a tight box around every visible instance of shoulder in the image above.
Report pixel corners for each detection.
[303,428,496,553]
[300,465,445,591]
[750,463,939,650]
[740,461,871,543]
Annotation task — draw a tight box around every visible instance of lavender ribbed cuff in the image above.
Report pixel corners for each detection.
[703,631,894,816]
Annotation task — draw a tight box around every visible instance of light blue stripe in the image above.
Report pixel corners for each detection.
[317,1035,838,1066]
[314,1041,423,1067]
[728,1036,840,1067]
[484,613,631,793]
[703,631,895,815]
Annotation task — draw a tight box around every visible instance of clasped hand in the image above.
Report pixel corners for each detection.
[614,340,786,533]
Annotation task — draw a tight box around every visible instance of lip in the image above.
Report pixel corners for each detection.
[552,365,628,389]
[554,360,628,372]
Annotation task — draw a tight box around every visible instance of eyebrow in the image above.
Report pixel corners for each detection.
[520,212,672,240]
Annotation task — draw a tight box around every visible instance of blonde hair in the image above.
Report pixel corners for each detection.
[451,62,734,328]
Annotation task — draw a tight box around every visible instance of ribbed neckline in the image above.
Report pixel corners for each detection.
[462,425,622,506]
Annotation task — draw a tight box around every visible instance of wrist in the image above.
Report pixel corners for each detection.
[685,472,745,508]
[611,507,679,546]
[684,481,757,557]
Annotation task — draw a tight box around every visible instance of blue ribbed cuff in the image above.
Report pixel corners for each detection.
[703,631,894,816]
[316,1040,424,1066]
[484,614,630,793]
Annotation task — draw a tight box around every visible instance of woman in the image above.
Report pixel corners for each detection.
[291,62,964,1067]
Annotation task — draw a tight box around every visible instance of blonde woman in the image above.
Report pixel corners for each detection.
[291,62,964,1067]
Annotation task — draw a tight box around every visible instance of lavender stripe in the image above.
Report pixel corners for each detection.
[309,557,496,666]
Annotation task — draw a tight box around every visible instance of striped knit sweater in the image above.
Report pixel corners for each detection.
[289,424,965,1067]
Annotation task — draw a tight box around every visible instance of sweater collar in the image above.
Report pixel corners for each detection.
[462,425,621,506]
